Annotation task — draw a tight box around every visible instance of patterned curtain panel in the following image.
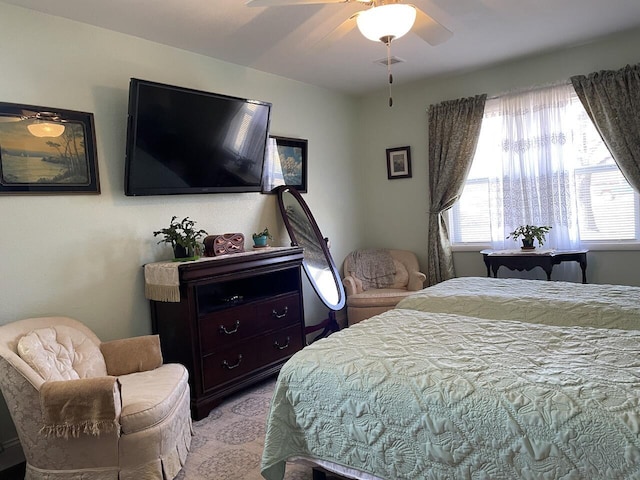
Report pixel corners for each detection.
[427,94,487,286]
[570,64,640,193]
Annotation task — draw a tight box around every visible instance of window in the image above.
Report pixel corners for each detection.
[449,83,639,248]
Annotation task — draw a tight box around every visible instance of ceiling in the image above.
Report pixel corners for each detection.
[4,0,640,94]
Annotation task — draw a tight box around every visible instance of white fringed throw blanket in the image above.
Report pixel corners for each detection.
[144,261,181,302]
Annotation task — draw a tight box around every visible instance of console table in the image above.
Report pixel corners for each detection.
[146,247,305,419]
[480,249,589,283]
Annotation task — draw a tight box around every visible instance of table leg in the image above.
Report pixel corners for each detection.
[580,259,588,284]
[483,255,491,277]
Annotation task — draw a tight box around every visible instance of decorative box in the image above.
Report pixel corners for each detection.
[204,233,245,257]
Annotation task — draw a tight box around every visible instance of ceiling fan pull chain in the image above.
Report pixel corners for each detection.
[386,40,393,107]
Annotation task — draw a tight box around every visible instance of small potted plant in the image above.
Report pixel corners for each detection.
[252,227,273,248]
[506,224,552,250]
[154,216,208,260]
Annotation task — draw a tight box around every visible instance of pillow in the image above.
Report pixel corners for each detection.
[100,335,163,376]
[17,325,107,381]
[390,260,409,289]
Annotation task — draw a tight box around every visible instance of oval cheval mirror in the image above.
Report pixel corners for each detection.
[276,186,345,342]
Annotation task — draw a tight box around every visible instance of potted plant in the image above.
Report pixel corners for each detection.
[252,227,273,248]
[154,216,208,260]
[506,224,552,249]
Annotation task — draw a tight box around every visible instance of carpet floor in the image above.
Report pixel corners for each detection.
[176,377,325,480]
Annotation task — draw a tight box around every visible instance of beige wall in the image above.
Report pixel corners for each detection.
[0,3,361,444]
[356,27,640,285]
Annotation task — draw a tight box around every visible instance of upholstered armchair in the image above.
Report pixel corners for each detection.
[0,316,192,480]
[342,249,426,325]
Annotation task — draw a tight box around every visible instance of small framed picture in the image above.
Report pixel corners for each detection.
[386,146,412,179]
[0,102,100,194]
[262,136,308,193]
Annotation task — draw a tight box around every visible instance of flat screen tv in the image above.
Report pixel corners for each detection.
[124,78,272,195]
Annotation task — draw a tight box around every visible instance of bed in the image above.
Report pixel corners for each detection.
[261,278,640,479]
[396,277,640,331]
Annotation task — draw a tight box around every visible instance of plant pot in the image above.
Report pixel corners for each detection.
[253,235,268,247]
[521,238,535,250]
[173,245,198,261]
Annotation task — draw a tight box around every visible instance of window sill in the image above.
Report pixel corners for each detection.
[451,243,491,252]
[579,241,640,251]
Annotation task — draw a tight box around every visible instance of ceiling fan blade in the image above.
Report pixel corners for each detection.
[246,0,352,6]
[411,6,453,46]
[314,12,359,49]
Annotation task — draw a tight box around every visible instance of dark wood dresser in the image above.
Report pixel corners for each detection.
[150,246,305,420]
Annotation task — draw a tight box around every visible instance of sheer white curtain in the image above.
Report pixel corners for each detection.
[481,84,583,250]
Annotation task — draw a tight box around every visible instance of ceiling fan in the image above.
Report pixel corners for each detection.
[245,0,452,47]
[246,0,452,105]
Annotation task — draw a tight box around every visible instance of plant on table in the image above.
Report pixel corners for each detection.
[154,216,208,260]
[506,224,552,248]
[252,227,273,247]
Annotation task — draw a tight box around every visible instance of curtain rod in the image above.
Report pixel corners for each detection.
[487,80,572,100]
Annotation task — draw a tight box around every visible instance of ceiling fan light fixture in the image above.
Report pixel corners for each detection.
[356,4,416,43]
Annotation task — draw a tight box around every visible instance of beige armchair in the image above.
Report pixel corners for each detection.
[0,316,192,480]
[343,249,426,326]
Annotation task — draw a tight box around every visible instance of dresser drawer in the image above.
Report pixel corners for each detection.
[199,292,300,355]
[201,324,303,391]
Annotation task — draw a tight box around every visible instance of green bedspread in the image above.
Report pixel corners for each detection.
[397,277,640,330]
[261,309,640,480]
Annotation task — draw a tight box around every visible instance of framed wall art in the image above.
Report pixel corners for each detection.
[386,146,412,180]
[262,135,308,193]
[0,102,100,194]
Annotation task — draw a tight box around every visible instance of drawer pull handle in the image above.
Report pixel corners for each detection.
[272,306,288,319]
[222,354,243,370]
[274,336,290,350]
[219,320,240,335]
